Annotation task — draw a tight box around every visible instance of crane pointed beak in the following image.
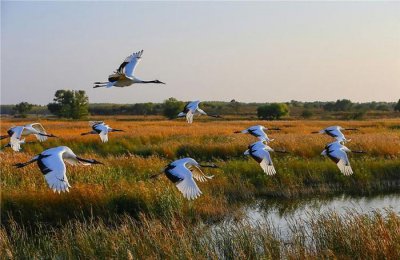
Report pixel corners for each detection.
[155,80,166,84]
[93,160,104,165]
[76,157,104,165]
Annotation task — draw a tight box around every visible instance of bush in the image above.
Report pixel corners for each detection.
[301,109,313,119]
[257,103,289,120]
[323,99,353,112]
[163,98,184,119]
[394,99,400,112]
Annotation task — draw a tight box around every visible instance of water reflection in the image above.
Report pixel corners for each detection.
[242,193,400,237]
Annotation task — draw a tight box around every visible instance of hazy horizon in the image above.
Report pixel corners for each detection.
[2,1,399,105]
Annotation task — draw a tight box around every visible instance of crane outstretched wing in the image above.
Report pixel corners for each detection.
[249,144,276,175]
[117,50,143,77]
[89,121,104,127]
[39,152,71,193]
[93,124,109,142]
[189,165,214,182]
[31,123,48,142]
[335,150,353,175]
[99,130,109,143]
[186,101,200,111]
[31,123,47,134]
[257,148,276,175]
[325,127,346,142]
[167,164,202,200]
[9,138,24,152]
[329,148,353,175]
[10,127,25,151]
[175,175,202,200]
[186,110,194,124]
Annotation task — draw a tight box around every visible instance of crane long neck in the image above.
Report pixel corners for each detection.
[199,164,217,168]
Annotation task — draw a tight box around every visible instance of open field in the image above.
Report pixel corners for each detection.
[1,118,400,258]
[1,118,400,221]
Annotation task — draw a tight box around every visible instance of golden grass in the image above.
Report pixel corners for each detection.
[1,210,399,259]
[1,117,400,258]
[1,118,399,158]
[1,118,399,222]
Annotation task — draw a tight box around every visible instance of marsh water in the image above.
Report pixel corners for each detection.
[217,193,400,239]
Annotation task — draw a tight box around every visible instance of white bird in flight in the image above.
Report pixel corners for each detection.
[94,50,165,88]
[321,141,364,176]
[0,123,57,152]
[177,100,220,123]
[312,125,358,142]
[14,146,103,193]
[234,125,280,142]
[151,158,217,200]
[81,121,124,143]
[244,141,285,175]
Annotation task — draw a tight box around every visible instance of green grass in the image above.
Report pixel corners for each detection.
[2,156,399,227]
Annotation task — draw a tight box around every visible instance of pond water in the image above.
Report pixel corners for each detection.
[218,193,400,239]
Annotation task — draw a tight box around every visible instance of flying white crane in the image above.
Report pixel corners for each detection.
[321,141,364,175]
[244,141,286,175]
[234,125,280,142]
[81,121,124,143]
[151,158,217,200]
[94,50,165,88]
[0,123,57,152]
[13,146,103,193]
[312,126,358,142]
[177,100,220,123]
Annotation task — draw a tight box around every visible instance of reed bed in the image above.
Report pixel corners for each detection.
[1,118,399,158]
[1,119,400,225]
[1,153,399,225]
[1,210,399,259]
[1,118,399,258]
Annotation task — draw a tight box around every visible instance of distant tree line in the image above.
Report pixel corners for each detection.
[89,103,164,116]
[1,94,399,120]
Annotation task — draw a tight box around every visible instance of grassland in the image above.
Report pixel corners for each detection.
[1,117,399,258]
[1,209,399,259]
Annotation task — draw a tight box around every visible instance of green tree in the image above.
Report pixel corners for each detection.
[301,109,313,119]
[163,97,184,119]
[229,100,241,115]
[257,103,289,120]
[394,99,400,112]
[323,99,353,111]
[376,104,389,111]
[14,102,33,118]
[130,103,154,115]
[47,90,89,119]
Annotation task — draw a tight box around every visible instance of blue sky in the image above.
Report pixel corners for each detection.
[2,1,399,104]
